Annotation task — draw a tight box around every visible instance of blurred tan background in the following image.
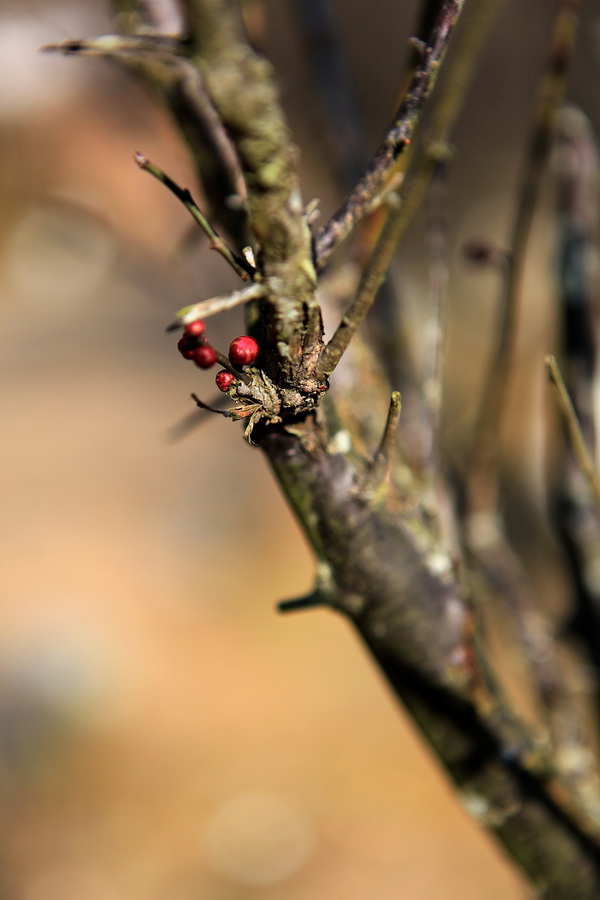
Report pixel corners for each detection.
[1,1,599,897]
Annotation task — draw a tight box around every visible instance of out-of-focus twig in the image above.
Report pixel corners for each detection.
[545,355,600,517]
[468,0,582,511]
[461,0,585,791]
[555,107,599,440]
[42,33,185,57]
[315,0,466,271]
[291,0,366,188]
[167,394,230,442]
[422,157,450,471]
[551,107,600,716]
[170,282,266,328]
[173,58,249,211]
[317,0,505,381]
[364,391,402,491]
[46,2,251,250]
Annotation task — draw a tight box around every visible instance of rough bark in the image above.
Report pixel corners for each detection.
[259,413,600,899]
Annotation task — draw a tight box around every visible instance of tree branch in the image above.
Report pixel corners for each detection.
[259,413,600,899]
[468,0,582,507]
[545,355,600,516]
[316,0,503,380]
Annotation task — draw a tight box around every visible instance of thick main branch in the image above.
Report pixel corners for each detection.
[259,415,600,900]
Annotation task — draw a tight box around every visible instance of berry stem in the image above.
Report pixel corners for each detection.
[212,347,251,385]
[190,393,231,416]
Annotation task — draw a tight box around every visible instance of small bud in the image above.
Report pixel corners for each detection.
[215,370,235,392]
[242,246,256,268]
[229,335,259,366]
[177,336,197,360]
[462,239,508,267]
[184,319,206,338]
[193,344,217,369]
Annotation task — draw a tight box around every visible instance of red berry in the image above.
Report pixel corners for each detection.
[229,335,259,366]
[177,336,197,360]
[184,319,206,337]
[215,370,235,392]
[193,344,217,369]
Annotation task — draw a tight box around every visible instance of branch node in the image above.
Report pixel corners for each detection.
[277,590,329,614]
[544,354,600,515]
[190,393,231,417]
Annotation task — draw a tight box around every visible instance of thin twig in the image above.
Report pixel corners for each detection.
[422,157,450,469]
[317,157,449,378]
[166,395,230,442]
[168,282,265,330]
[545,354,600,517]
[468,0,582,506]
[465,510,599,805]
[317,0,504,380]
[42,34,185,58]
[315,0,466,271]
[552,107,600,719]
[44,22,250,247]
[190,393,232,416]
[174,59,248,208]
[134,153,255,280]
[278,590,328,614]
[364,391,402,491]
[291,0,366,188]
[317,196,409,376]
[555,106,599,441]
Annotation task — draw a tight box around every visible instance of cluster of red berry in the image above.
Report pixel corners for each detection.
[177,320,259,392]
